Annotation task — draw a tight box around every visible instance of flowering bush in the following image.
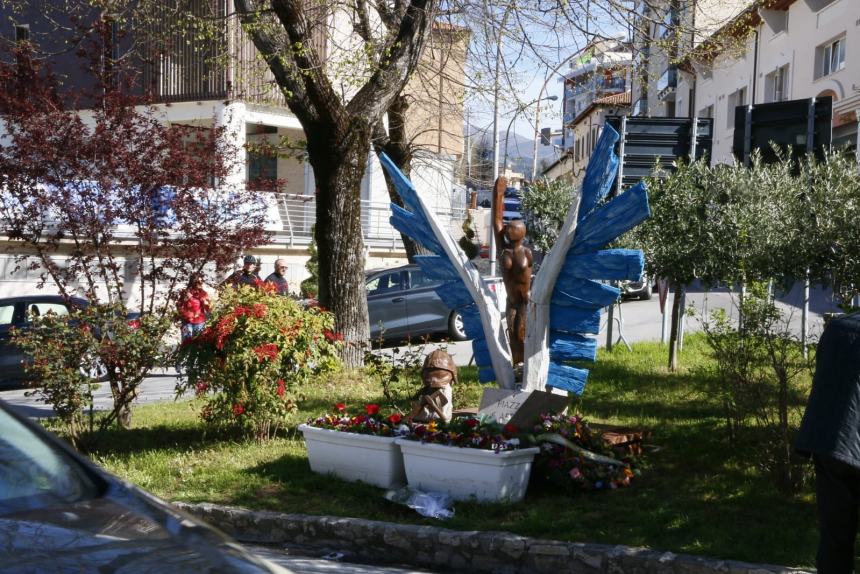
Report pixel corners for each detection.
[402,416,522,452]
[531,413,637,491]
[176,284,342,439]
[305,402,406,437]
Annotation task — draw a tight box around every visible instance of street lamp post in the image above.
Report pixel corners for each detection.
[531,47,592,181]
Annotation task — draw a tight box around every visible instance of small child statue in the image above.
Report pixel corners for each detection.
[409,349,457,423]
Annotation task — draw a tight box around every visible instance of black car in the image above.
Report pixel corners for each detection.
[366,265,467,342]
[0,295,138,387]
[0,400,290,573]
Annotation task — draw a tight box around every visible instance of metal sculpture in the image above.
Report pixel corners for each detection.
[379,123,649,396]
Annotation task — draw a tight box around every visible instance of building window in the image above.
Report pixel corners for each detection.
[817,37,846,78]
[765,65,789,103]
[762,9,788,36]
[14,24,29,43]
[727,87,748,129]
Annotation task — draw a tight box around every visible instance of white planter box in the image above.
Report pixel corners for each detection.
[396,439,540,503]
[298,424,406,489]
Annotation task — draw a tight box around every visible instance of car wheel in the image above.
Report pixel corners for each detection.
[79,356,109,382]
[448,311,468,341]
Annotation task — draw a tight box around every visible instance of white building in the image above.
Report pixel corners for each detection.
[0,5,469,297]
[561,38,632,148]
[630,0,752,118]
[678,0,860,163]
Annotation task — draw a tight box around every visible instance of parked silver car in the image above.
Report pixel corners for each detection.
[366,265,467,342]
[0,295,140,388]
[0,400,290,573]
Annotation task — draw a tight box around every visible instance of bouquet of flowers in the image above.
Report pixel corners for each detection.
[402,416,521,452]
[305,403,407,437]
[531,413,637,491]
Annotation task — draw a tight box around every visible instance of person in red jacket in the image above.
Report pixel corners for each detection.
[177,274,210,342]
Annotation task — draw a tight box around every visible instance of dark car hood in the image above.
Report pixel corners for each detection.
[0,490,284,574]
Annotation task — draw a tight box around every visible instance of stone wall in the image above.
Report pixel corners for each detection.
[175,503,811,574]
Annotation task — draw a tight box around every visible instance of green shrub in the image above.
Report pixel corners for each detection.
[702,289,814,493]
[13,303,169,450]
[176,284,342,440]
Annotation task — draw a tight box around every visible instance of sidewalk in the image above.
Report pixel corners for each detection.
[175,502,812,574]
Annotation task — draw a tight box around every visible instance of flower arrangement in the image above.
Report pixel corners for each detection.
[175,284,342,440]
[305,403,407,437]
[531,413,638,491]
[402,416,522,452]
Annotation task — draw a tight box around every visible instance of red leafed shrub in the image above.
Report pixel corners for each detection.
[176,285,342,440]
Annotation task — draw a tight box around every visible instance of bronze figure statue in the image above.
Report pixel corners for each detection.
[409,349,457,423]
[492,177,532,367]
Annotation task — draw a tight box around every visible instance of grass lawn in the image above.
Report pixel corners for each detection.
[79,335,819,568]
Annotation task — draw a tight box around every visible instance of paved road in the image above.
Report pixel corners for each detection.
[1,284,837,417]
[249,545,437,573]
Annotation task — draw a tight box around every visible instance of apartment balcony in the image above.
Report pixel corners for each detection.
[267,193,467,249]
[657,68,678,101]
[138,0,323,107]
[567,76,627,99]
[597,77,627,93]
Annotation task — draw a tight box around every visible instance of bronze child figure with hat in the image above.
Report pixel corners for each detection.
[409,349,457,423]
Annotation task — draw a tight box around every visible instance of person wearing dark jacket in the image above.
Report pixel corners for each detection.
[221,254,261,289]
[796,312,860,573]
[264,258,290,296]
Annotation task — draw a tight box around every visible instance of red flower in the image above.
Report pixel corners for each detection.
[365,404,380,416]
[335,402,346,412]
[255,279,277,294]
[276,378,286,397]
[127,319,141,329]
[232,404,245,416]
[252,303,268,318]
[195,382,209,396]
[388,413,403,424]
[215,314,237,350]
[503,423,519,436]
[253,343,279,361]
[464,418,479,428]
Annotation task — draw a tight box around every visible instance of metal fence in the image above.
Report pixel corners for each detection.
[271,193,467,248]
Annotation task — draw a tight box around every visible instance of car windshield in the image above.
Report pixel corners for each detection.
[0,407,101,515]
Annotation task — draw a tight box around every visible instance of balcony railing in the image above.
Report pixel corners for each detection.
[597,77,627,92]
[657,67,678,97]
[267,193,468,249]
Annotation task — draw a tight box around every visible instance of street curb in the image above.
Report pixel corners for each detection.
[174,502,812,574]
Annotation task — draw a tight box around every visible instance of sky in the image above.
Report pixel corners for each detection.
[460,2,632,171]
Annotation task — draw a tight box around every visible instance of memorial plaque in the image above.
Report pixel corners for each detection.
[478,389,568,427]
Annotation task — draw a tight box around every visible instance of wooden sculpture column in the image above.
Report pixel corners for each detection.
[492,177,532,368]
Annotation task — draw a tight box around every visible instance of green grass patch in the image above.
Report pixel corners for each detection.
[78,336,818,568]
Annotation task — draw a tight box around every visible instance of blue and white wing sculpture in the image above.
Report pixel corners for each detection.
[379,153,517,389]
[523,124,650,394]
[379,122,649,397]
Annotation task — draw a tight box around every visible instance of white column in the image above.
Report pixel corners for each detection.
[214,101,247,188]
[855,109,860,164]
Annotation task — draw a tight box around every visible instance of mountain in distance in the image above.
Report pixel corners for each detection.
[466,127,564,182]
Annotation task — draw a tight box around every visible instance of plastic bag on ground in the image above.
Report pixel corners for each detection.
[384,487,454,519]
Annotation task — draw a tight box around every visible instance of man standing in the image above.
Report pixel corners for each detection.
[796,313,860,573]
[265,258,290,296]
[221,254,261,288]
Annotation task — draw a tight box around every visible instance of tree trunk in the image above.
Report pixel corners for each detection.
[308,119,371,368]
[668,284,683,371]
[374,95,421,262]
